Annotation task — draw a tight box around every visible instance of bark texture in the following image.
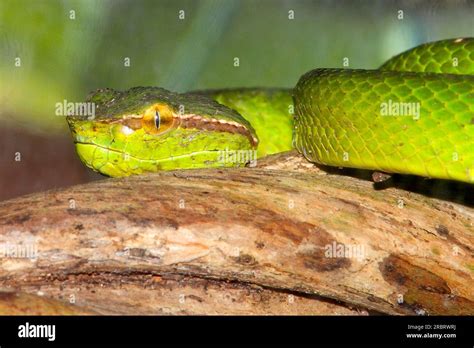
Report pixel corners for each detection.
[0,151,472,315]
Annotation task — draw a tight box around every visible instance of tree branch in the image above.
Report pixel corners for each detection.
[0,151,472,315]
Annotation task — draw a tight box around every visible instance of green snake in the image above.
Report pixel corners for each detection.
[67,38,474,183]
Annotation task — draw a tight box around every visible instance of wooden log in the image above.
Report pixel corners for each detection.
[0,151,472,315]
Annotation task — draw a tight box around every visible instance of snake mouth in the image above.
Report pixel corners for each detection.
[75,141,141,159]
[74,141,223,162]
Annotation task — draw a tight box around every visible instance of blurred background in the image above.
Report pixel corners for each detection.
[0,0,473,200]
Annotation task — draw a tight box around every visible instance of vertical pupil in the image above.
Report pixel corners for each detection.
[154,111,161,129]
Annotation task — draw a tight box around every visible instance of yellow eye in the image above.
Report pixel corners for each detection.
[142,103,177,134]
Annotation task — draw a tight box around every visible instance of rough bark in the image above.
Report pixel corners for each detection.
[0,151,472,315]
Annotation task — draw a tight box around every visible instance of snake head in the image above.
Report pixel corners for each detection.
[66,87,258,177]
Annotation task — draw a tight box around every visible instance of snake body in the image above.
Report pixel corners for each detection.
[67,38,474,183]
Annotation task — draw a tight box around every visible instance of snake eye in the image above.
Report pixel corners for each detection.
[154,111,161,129]
[142,103,177,135]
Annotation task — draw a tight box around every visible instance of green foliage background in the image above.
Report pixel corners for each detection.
[0,0,473,134]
